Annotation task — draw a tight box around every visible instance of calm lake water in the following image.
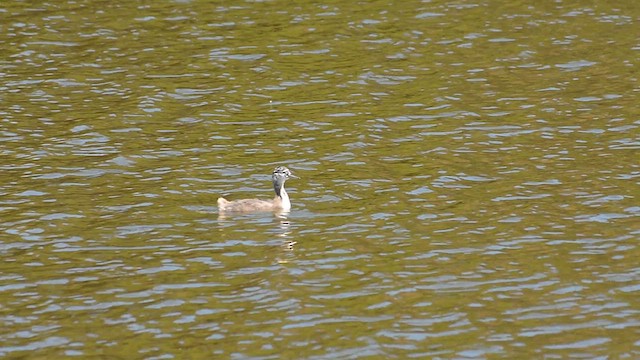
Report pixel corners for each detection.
[1,0,639,358]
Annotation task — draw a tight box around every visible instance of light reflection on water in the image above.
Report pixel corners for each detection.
[1,0,639,359]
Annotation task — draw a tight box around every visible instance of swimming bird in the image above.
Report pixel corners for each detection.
[217,166,298,212]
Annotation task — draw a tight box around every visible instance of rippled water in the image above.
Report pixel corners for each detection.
[1,1,639,358]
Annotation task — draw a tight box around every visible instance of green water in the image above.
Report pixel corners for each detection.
[1,0,638,358]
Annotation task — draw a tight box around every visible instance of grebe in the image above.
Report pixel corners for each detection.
[217,166,298,213]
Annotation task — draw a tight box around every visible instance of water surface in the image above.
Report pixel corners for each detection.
[1,0,639,358]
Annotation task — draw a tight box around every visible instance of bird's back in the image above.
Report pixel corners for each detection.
[217,197,276,212]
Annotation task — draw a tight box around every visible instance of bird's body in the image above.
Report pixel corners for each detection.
[217,196,287,212]
[217,166,297,213]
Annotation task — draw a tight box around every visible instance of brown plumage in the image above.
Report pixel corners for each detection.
[217,166,297,213]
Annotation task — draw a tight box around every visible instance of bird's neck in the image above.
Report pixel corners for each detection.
[273,178,283,197]
[279,187,291,210]
[273,180,291,210]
